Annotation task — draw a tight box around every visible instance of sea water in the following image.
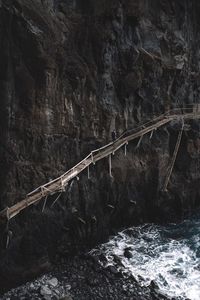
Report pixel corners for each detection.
[91,212,200,300]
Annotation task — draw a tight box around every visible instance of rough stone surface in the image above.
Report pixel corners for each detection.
[1,254,169,300]
[0,0,200,294]
[40,285,52,296]
[48,277,58,287]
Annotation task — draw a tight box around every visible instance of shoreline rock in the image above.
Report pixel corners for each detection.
[1,254,169,300]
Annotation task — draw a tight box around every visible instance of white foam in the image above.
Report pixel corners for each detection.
[91,221,200,300]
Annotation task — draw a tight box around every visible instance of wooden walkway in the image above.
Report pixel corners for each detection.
[1,106,200,222]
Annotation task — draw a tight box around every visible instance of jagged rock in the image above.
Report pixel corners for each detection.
[65,284,71,291]
[59,294,73,300]
[108,266,118,275]
[124,247,133,259]
[47,278,58,287]
[40,285,52,297]
[0,0,200,293]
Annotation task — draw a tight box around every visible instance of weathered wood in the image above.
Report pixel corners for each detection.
[109,154,112,177]
[42,196,48,212]
[124,142,128,156]
[136,134,143,148]
[51,193,62,208]
[0,107,200,222]
[163,121,184,191]
[150,130,154,139]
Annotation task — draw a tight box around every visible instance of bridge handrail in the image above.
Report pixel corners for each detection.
[62,105,199,175]
[28,106,199,196]
[1,104,200,219]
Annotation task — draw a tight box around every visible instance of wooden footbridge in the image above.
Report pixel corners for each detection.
[1,105,200,223]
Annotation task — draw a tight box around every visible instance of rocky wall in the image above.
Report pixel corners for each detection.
[0,0,200,292]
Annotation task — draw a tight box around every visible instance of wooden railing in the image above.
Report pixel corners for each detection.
[1,105,200,221]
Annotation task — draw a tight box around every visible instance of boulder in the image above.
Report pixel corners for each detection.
[124,247,133,259]
[40,285,52,297]
[47,278,58,287]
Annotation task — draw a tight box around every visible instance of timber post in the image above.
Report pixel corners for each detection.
[109,154,112,177]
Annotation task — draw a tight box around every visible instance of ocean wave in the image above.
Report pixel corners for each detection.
[91,216,200,300]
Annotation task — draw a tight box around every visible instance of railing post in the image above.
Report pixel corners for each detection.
[136,135,143,149]
[6,232,10,249]
[91,153,95,165]
[6,230,12,249]
[41,186,45,197]
[42,195,48,212]
[124,141,128,156]
[87,166,90,179]
[150,130,154,139]
[180,116,184,130]
[60,177,65,192]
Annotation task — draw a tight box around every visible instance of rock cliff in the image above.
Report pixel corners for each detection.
[0,0,200,292]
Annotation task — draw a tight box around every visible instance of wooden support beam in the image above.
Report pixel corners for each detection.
[6,230,12,249]
[42,195,48,212]
[109,154,112,177]
[124,142,128,156]
[107,204,115,209]
[60,177,65,191]
[136,135,143,149]
[78,217,86,225]
[51,193,62,208]
[163,120,184,191]
[6,233,10,249]
[150,130,154,139]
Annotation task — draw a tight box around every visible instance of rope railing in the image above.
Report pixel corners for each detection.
[1,105,200,221]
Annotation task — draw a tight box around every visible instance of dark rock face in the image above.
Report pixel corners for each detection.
[1,254,169,300]
[0,0,200,292]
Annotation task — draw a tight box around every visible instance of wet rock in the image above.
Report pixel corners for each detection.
[149,280,159,291]
[108,265,118,275]
[1,254,170,300]
[124,247,133,259]
[59,295,73,300]
[47,278,58,287]
[65,284,71,291]
[40,285,52,297]
[85,276,99,287]
[0,0,200,296]
[113,254,123,266]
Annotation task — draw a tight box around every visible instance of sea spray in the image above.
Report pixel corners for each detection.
[91,213,200,300]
